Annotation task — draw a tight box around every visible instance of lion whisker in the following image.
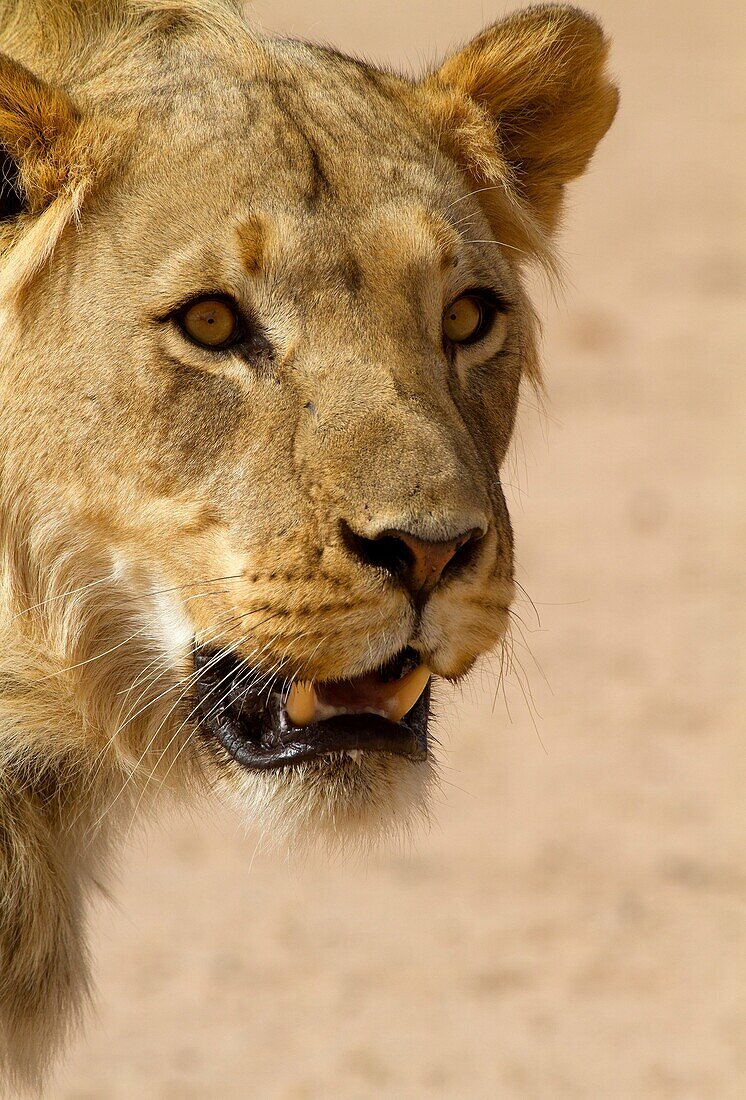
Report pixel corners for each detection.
[86,627,259,838]
[444,183,509,211]
[71,616,251,833]
[513,578,542,629]
[10,570,244,624]
[116,593,244,703]
[125,629,297,831]
[465,237,531,257]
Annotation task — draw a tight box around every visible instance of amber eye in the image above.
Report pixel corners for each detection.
[443,294,491,344]
[179,297,241,348]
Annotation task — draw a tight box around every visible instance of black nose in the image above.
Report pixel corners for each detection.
[342,522,483,599]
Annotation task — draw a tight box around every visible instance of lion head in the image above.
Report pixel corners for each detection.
[0,1,617,849]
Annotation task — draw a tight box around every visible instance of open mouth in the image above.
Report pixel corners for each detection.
[194,644,431,770]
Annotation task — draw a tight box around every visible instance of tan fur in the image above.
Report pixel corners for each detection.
[0,1,616,1089]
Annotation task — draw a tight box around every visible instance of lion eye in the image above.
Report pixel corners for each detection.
[443,294,490,344]
[179,297,241,348]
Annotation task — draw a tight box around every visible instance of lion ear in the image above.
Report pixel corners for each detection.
[429,5,619,235]
[0,54,118,297]
[0,54,85,218]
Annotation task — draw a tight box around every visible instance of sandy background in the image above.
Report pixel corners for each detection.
[56,1,745,1097]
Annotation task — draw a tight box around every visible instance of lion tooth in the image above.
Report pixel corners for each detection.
[285,682,317,727]
[384,665,430,722]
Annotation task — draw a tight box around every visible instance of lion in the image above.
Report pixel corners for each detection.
[0,0,617,1089]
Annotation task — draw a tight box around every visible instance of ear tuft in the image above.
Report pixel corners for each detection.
[0,53,122,300]
[0,54,85,216]
[427,4,619,238]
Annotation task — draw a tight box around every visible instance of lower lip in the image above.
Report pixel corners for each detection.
[210,706,430,771]
[193,647,431,771]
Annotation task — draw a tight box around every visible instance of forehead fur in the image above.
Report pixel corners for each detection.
[0,0,514,224]
[0,1,493,268]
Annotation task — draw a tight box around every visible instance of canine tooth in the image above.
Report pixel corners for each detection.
[385,666,430,722]
[285,682,317,726]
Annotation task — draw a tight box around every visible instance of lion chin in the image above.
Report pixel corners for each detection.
[222,750,436,854]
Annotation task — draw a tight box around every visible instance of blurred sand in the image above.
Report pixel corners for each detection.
[56,1,745,1097]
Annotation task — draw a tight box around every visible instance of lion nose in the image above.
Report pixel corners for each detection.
[342,521,484,599]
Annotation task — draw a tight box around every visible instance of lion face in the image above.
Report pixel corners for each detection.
[0,6,617,844]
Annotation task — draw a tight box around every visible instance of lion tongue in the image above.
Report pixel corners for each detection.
[285,665,430,728]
